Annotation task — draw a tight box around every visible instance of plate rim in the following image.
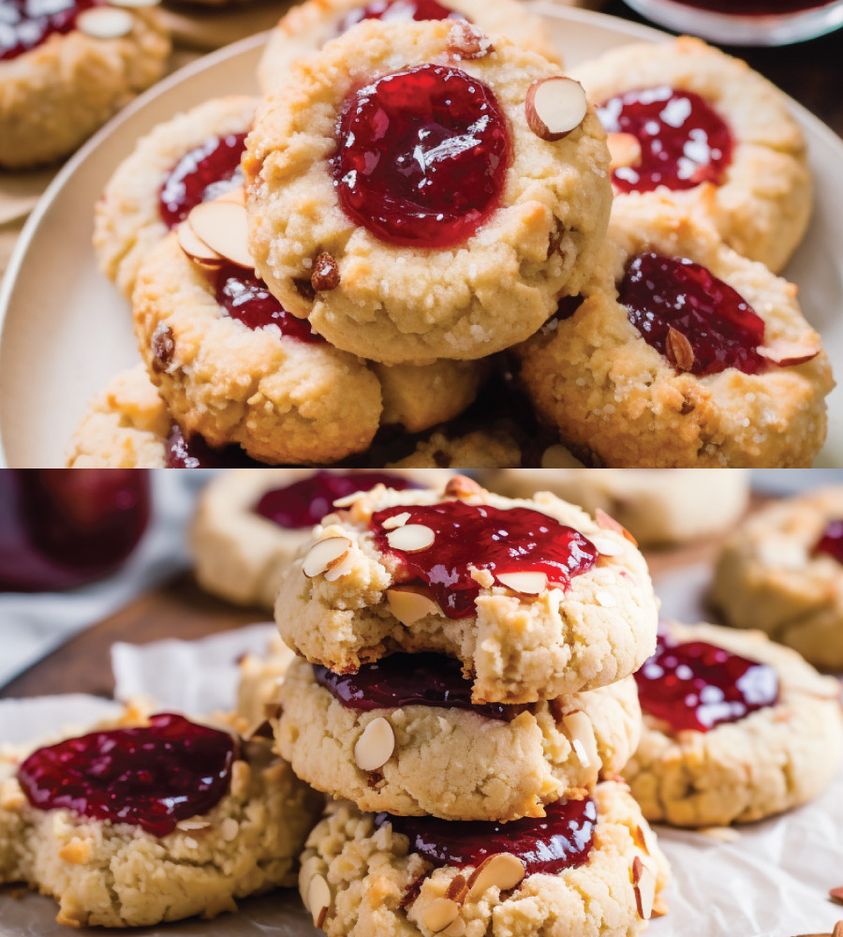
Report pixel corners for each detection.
[1,6,840,467]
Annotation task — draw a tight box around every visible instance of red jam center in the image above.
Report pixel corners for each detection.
[376,796,597,873]
[214,265,323,341]
[255,471,418,529]
[333,64,510,248]
[314,653,511,719]
[0,0,99,61]
[813,519,843,565]
[372,502,598,620]
[158,133,247,229]
[165,425,263,468]
[597,86,733,193]
[17,714,236,837]
[635,632,779,733]
[620,251,768,376]
[0,470,150,592]
[338,0,464,33]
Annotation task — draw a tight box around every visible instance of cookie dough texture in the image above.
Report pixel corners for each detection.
[94,96,256,299]
[258,0,559,92]
[245,20,611,364]
[192,469,434,609]
[624,621,842,827]
[274,480,659,703]
[712,488,843,669]
[574,36,812,273]
[515,198,832,467]
[299,782,668,937]
[133,235,482,464]
[485,469,750,546]
[0,11,170,169]
[235,633,296,728]
[277,657,641,821]
[0,713,322,928]
[66,365,168,468]
[388,428,522,469]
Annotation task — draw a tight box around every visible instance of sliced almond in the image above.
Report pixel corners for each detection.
[386,523,435,553]
[540,444,583,469]
[386,587,440,625]
[421,897,461,933]
[77,7,133,38]
[833,922,843,937]
[830,886,843,905]
[525,77,587,142]
[757,337,821,367]
[177,221,222,265]
[444,475,483,499]
[589,535,622,557]
[465,853,525,902]
[188,201,253,270]
[562,710,600,783]
[631,855,657,920]
[382,512,412,531]
[307,874,331,929]
[176,818,211,832]
[302,536,351,578]
[665,327,695,372]
[354,717,395,772]
[607,132,642,171]
[594,509,637,546]
[496,571,547,596]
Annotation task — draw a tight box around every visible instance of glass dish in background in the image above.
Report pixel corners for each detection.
[0,470,151,592]
[621,0,843,44]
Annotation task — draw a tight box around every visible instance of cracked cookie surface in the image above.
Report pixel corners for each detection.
[711,488,843,669]
[299,782,668,937]
[273,477,658,703]
[276,656,641,821]
[245,20,611,364]
[623,621,842,827]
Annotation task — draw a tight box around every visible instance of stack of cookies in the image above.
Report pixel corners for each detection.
[269,473,670,936]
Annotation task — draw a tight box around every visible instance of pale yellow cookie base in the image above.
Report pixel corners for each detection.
[299,783,669,937]
[624,621,843,827]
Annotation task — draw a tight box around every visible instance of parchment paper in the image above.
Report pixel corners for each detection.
[2,611,842,936]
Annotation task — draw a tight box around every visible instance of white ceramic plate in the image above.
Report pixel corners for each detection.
[0,6,840,467]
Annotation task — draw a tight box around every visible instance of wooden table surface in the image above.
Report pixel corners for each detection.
[0,510,761,701]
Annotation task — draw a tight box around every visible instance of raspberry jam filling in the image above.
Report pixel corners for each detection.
[333,64,510,248]
[17,714,237,837]
[372,502,598,619]
[376,796,597,873]
[165,425,263,469]
[0,0,99,61]
[314,653,511,719]
[635,632,779,733]
[813,519,843,565]
[0,470,149,592]
[159,133,247,228]
[255,471,418,529]
[597,86,732,193]
[620,251,768,376]
[338,0,464,33]
[214,265,323,340]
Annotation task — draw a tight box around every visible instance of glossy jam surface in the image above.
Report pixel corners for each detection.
[813,519,843,565]
[377,796,597,873]
[255,471,418,529]
[18,714,236,837]
[314,653,510,719]
[597,86,732,193]
[635,632,779,733]
[333,64,510,248]
[620,251,768,376]
[372,502,598,619]
[338,0,463,33]
[0,0,98,61]
[158,133,246,228]
[0,471,150,592]
[165,426,262,469]
[215,265,323,341]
